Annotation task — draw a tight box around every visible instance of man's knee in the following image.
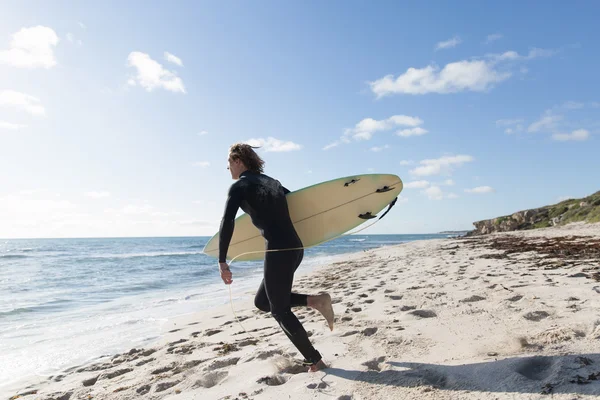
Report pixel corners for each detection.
[254,295,270,313]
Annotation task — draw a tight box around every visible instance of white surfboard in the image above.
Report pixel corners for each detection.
[203,173,403,261]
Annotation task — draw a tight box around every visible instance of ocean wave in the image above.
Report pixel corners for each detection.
[348,238,366,242]
[83,251,205,261]
[0,299,71,318]
[0,254,28,259]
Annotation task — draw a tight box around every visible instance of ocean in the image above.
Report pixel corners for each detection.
[0,234,449,390]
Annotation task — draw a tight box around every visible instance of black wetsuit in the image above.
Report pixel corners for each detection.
[219,170,322,365]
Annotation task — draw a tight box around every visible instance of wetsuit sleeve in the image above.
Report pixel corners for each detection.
[218,183,243,263]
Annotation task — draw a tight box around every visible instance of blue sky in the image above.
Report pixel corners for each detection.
[1,1,599,238]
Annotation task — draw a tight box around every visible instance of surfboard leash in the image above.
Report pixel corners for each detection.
[226,195,400,342]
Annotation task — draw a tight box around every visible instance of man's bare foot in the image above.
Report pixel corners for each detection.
[308,359,328,372]
[308,293,334,331]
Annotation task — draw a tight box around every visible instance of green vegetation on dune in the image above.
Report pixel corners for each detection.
[470,190,600,235]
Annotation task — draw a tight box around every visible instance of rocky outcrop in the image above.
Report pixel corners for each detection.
[468,190,600,236]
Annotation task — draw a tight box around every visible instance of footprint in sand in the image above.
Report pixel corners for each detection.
[136,384,152,394]
[204,329,222,337]
[194,370,228,388]
[409,309,437,318]
[100,368,133,380]
[362,327,378,336]
[387,295,403,300]
[243,349,284,362]
[351,307,362,312]
[514,357,554,381]
[362,356,386,371]
[156,380,180,392]
[205,357,240,371]
[256,375,288,386]
[340,330,359,337]
[460,295,486,303]
[152,364,176,375]
[523,311,550,322]
[136,358,154,367]
[364,299,375,304]
[341,316,352,322]
[307,382,328,389]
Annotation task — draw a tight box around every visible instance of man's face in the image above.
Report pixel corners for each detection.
[227,154,244,180]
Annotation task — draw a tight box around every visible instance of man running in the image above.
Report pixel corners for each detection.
[218,143,333,372]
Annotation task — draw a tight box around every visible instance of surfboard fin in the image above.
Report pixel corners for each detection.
[376,185,394,193]
[358,197,398,221]
[358,212,377,219]
[344,178,360,187]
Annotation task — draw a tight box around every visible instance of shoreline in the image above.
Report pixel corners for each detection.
[7,222,600,399]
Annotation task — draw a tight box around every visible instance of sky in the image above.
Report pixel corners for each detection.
[1,1,599,238]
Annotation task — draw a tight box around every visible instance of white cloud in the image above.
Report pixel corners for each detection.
[424,185,444,200]
[0,121,27,130]
[497,120,524,134]
[465,186,495,194]
[192,161,210,167]
[370,60,511,97]
[197,130,208,136]
[485,33,503,44]
[164,51,183,66]
[127,51,186,93]
[495,118,524,126]
[0,26,59,68]
[247,137,302,152]
[435,36,461,51]
[397,127,428,137]
[399,160,414,166]
[370,144,390,152]
[405,180,430,189]
[65,33,82,46]
[443,179,455,186]
[591,102,600,108]
[410,155,474,177]
[447,193,459,199]
[78,22,87,29]
[561,101,585,110]
[528,111,563,132]
[323,141,340,150]
[552,129,590,142]
[85,191,110,198]
[370,46,558,97]
[325,115,424,150]
[397,195,409,203]
[0,90,46,116]
[488,48,558,62]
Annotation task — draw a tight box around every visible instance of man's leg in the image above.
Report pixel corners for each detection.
[264,250,322,366]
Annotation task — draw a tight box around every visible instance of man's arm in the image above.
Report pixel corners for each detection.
[218,184,242,263]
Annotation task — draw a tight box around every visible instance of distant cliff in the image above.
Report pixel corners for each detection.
[467,190,600,236]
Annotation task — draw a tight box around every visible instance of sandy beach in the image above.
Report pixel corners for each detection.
[8,222,600,400]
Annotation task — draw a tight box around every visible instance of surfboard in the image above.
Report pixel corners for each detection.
[202,173,403,261]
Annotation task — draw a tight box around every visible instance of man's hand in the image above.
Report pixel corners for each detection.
[219,262,233,285]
